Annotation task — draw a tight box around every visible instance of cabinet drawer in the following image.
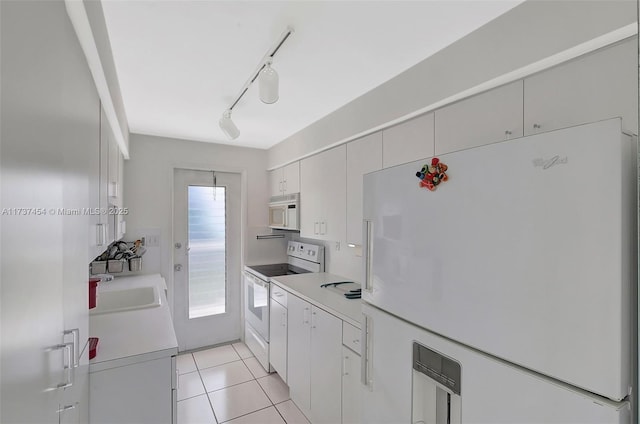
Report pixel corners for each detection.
[270,285,288,307]
[342,322,362,355]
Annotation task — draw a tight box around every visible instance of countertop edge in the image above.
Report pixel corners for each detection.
[271,277,362,329]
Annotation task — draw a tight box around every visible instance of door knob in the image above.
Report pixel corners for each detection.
[174,264,182,272]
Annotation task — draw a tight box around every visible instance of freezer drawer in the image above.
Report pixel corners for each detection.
[361,303,630,424]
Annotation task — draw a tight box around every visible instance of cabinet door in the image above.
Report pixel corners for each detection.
[319,145,347,241]
[435,81,523,155]
[59,347,90,424]
[287,295,311,416]
[269,300,288,382]
[347,133,382,246]
[300,154,323,238]
[301,146,346,241]
[524,38,638,136]
[382,113,434,168]
[107,136,123,207]
[90,356,173,424]
[108,135,118,202]
[269,168,283,197]
[342,346,362,424]
[309,306,342,424]
[282,161,300,194]
[99,107,113,246]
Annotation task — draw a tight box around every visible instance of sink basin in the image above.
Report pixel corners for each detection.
[90,286,162,315]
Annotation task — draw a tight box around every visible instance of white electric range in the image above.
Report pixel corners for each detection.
[243,241,324,371]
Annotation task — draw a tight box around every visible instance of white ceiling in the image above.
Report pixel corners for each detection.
[102,1,524,149]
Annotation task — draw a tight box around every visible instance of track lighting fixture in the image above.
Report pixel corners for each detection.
[219,110,240,140]
[259,59,279,104]
[219,27,293,140]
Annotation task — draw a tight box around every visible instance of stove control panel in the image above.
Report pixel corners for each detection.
[287,241,324,263]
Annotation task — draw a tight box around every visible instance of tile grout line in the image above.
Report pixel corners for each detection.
[194,353,220,424]
[178,344,297,424]
[219,405,278,424]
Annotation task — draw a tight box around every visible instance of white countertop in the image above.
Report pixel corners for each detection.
[89,274,178,372]
[271,272,363,328]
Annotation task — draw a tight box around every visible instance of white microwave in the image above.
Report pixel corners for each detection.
[268,193,299,231]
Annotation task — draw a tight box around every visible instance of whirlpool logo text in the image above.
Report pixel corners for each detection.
[532,155,568,169]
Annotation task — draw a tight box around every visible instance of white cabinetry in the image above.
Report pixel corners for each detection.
[342,346,362,424]
[108,133,123,207]
[287,295,311,414]
[382,113,434,168]
[342,321,362,424]
[270,161,300,197]
[346,133,382,246]
[287,294,342,424]
[300,145,346,241]
[269,293,288,382]
[524,38,638,136]
[1,1,95,421]
[90,356,176,424]
[435,81,523,155]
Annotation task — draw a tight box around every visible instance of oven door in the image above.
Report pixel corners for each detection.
[243,271,270,342]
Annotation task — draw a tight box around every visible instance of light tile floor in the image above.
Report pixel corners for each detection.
[177,342,310,424]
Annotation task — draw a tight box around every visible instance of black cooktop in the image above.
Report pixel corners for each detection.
[246,263,310,279]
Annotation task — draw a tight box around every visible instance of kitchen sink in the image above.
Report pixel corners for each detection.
[90,286,162,315]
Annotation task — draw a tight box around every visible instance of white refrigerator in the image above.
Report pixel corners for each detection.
[361,118,636,423]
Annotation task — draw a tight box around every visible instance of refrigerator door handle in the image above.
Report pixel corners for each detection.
[363,220,373,293]
[361,313,373,390]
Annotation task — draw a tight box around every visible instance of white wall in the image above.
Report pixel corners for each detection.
[123,134,286,316]
[268,0,636,169]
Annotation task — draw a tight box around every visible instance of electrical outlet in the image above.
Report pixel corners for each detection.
[147,235,160,247]
[335,241,341,251]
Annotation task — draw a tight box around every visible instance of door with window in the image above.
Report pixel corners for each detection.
[173,169,241,351]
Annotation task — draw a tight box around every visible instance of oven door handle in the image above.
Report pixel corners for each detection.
[252,277,268,289]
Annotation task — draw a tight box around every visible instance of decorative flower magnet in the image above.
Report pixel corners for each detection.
[415,157,448,191]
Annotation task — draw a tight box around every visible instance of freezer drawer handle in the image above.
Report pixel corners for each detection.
[361,313,373,390]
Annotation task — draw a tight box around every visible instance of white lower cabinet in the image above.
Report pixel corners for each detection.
[342,346,362,424]
[270,298,288,382]
[287,295,312,415]
[287,294,343,424]
[89,355,176,423]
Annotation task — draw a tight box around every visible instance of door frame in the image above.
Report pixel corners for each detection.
[170,163,248,350]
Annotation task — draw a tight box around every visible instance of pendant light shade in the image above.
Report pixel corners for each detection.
[219,110,240,140]
[259,59,279,104]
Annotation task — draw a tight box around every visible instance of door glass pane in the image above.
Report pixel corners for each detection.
[188,186,226,318]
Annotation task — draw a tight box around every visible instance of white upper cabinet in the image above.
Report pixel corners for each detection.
[269,169,282,197]
[300,145,346,242]
[524,38,638,136]
[107,133,123,207]
[283,162,300,194]
[346,132,382,246]
[383,113,434,168]
[435,81,524,155]
[269,161,300,197]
